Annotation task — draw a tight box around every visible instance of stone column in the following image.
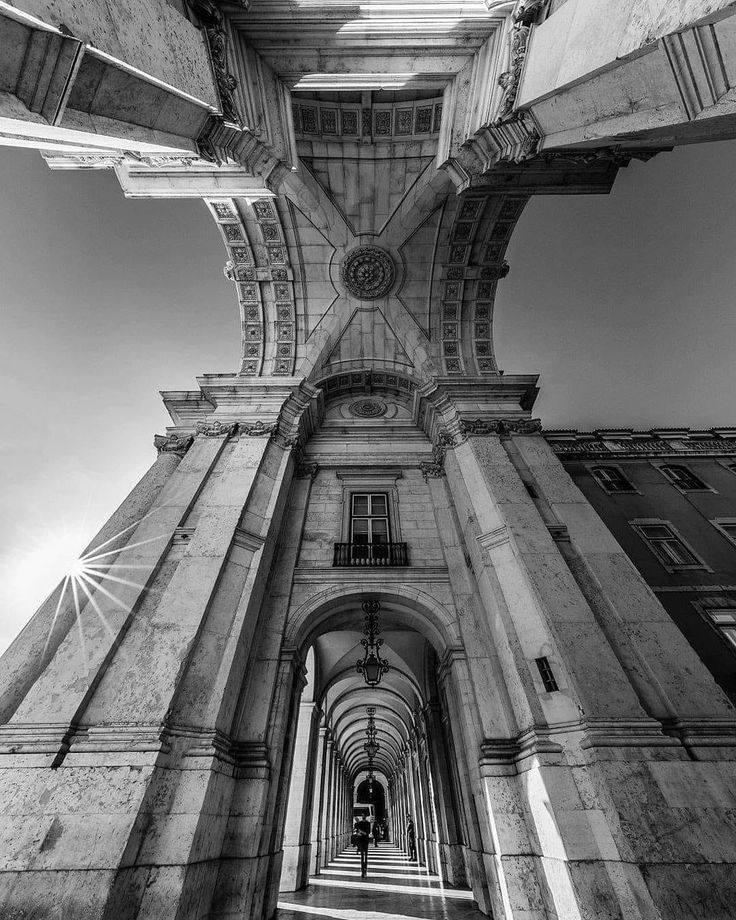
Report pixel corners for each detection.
[441,422,736,920]
[424,701,466,885]
[320,737,335,868]
[0,423,300,920]
[328,749,340,861]
[309,725,329,874]
[507,432,736,740]
[280,700,321,891]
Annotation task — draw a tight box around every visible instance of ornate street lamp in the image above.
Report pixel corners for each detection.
[363,737,380,759]
[356,600,390,687]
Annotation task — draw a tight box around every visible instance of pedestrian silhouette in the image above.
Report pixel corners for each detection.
[406,814,417,861]
[352,816,371,877]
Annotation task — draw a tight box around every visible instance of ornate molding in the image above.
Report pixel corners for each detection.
[349,398,387,419]
[186,1,245,127]
[420,460,446,482]
[154,433,194,456]
[433,418,541,451]
[196,420,238,437]
[462,417,542,436]
[541,147,663,169]
[485,111,542,164]
[340,246,395,300]
[484,1,548,163]
[241,420,277,437]
[546,427,736,459]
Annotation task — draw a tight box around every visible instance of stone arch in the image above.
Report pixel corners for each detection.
[285,585,463,657]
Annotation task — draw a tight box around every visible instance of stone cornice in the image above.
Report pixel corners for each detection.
[545,428,736,459]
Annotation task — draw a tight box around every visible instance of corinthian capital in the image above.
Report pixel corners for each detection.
[154,433,194,456]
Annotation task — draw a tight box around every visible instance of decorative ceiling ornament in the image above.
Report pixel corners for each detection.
[356,600,390,687]
[349,399,387,419]
[364,707,379,759]
[341,246,395,300]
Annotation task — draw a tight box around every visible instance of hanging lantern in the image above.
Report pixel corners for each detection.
[363,738,380,759]
[356,600,390,687]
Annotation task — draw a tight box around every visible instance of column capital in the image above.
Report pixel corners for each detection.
[154,433,194,456]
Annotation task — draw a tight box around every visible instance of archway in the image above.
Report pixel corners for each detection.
[275,588,491,911]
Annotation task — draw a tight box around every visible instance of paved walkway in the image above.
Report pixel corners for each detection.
[276,844,485,920]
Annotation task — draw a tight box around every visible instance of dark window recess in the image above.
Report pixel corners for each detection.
[638,523,700,566]
[704,610,736,653]
[591,465,636,493]
[660,464,708,490]
[718,522,736,542]
[535,657,559,692]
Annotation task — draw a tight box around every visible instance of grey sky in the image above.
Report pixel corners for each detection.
[1,141,735,653]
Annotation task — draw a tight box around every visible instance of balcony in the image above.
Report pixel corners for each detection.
[333,542,409,567]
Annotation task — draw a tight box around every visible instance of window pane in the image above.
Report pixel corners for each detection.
[648,542,675,566]
[721,627,736,651]
[353,495,369,516]
[352,519,369,543]
[371,495,387,515]
[371,519,388,543]
[720,523,736,538]
[640,525,673,540]
[593,466,633,490]
[710,612,736,625]
[663,465,705,490]
[662,539,697,565]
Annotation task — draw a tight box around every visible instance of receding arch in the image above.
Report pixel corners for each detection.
[285,585,463,655]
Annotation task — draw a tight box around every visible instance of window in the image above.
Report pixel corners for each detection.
[591,465,636,493]
[351,493,390,545]
[335,471,406,567]
[632,521,706,569]
[712,519,736,547]
[704,609,736,653]
[659,464,708,491]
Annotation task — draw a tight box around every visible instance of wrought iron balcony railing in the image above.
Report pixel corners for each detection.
[333,542,408,567]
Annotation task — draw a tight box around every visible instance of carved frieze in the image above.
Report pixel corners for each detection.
[461,417,543,436]
[186,1,244,126]
[241,420,277,437]
[196,420,238,437]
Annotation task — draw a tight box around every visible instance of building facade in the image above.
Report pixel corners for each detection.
[548,429,736,705]
[2,2,736,919]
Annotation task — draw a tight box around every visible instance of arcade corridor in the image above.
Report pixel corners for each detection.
[277,844,482,920]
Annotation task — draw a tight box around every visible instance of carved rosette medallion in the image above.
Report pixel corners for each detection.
[341,246,395,300]
[349,399,387,419]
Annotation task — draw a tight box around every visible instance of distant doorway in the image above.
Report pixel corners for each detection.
[356,776,386,824]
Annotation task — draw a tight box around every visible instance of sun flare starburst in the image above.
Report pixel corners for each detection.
[40,507,170,676]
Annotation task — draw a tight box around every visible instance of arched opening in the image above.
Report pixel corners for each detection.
[356,777,386,824]
[275,588,487,910]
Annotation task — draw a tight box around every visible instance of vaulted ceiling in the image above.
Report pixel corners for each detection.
[233,0,506,91]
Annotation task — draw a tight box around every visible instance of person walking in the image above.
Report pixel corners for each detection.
[372,819,381,848]
[406,814,417,861]
[353,815,371,877]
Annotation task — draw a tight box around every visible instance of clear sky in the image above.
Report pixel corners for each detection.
[1,142,735,654]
